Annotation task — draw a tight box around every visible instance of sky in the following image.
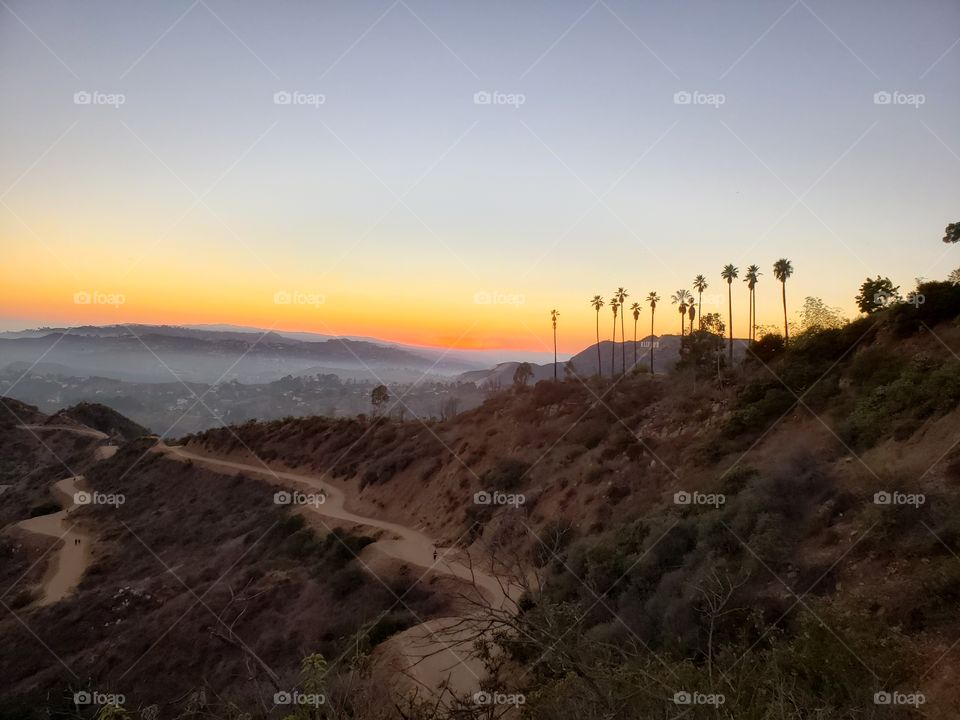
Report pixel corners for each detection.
[1,0,958,356]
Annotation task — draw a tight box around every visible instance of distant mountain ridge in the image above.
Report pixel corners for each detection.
[0,324,486,385]
[457,335,749,386]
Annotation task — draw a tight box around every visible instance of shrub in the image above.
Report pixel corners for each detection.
[890,280,960,336]
[483,457,531,491]
[747,333,784,364]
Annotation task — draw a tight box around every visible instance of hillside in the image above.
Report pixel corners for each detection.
[3,281,960,719]
[52,402,151,441]
[182,281,960,718]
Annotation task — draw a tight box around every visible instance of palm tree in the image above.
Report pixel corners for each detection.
[671,289,693,336]
[692,275,708,330]
[614,287,628,376]
[744,265,761,342]
[773,258,794,346]
[590,296,604,376]
[550,309,560,380]
[721,264,739,362]
[610,300,619,378]
[688,304,696,332]
[646,291,660,373]
[630,302,641,369]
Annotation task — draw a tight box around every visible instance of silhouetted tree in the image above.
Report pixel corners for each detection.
[513,362,533,387]
[944,222,960,244]
[371,385,390,415]
[550,309,560,381]
[671,289,692,336]
[855,276,899,314]
[614,287,628,376]
[692,274,708,330]
[647,291,660,373]
[744,264,761,342]
[630,302,641,369]
[721,264,739,362]
[590,295,604,377]
[610,300,619,378]
[773,258,793,346]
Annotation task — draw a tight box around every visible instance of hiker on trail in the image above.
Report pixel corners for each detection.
[433,548,438,562]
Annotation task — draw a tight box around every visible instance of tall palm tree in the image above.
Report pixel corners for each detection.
[550,309,560,380]
[646,291,660,374]
[692,275,708,330]
[590,296,604,376]
[630,302,641,369]
[744,265,761,342]
[671,289,693,336]
[610,300,619,378]
[614,287,628,376]
[688,304,696,332]
[721,264,739,362]
[773,258,794,346]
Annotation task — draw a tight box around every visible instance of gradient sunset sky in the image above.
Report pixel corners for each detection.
[1,0,958,355]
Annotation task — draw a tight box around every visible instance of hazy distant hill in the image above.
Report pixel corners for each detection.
[0,325,484,385]
[457,335,749,386]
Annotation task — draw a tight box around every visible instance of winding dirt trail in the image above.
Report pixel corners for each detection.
[157,443,519,698]
[19,424,109,440]
[11,424,116,605]
[15,476,92,605]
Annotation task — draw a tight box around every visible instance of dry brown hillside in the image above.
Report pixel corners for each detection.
[183,299,960,718]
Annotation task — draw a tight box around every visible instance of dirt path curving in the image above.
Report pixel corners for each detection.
[11,424,116,605]
[156,443,520,699]
[18,423,109,440]
[15,476,92,606]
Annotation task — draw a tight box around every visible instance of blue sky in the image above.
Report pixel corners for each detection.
[1,0,958,351]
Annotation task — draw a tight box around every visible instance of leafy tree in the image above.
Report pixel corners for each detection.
[370,384,390,415]
[721,264,739,360]
[678,326,725,376]
[799,296,847,331]
[513,362,534,387]
[646,291,660,373]
[749,332,785,363]
[855,276,899,314]
[773,258,793,346]
[950,267,960,285]
[944,221,960,244]
[701,312,725,336]
[590,295,604,376]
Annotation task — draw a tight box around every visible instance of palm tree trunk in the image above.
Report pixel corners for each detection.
[595,312,601,376]
[620,314,626,377]
[782,281,789,347]
[633,318,638,369]
[727,283,733,363]
[611,314,617,378]
[698,292,703,330]
[650,310,655,374]
[553,326,558,381]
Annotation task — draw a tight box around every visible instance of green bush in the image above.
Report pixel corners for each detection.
[482,457,531,491]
